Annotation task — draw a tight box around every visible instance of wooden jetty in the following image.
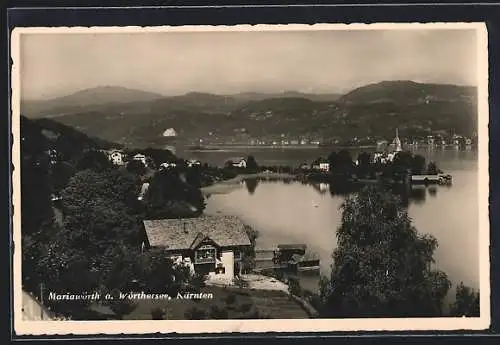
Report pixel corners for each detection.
[254,244,320,272]
[411,174,452,185]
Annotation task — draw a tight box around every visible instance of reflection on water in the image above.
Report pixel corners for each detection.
[205,149,480,294]
[245,178,260,195]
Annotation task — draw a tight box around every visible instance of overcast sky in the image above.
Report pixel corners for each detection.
[20,28,478,100]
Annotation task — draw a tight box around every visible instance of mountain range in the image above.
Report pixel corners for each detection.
[20,81,477,148]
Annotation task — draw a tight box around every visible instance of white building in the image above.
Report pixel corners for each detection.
[162,128,177,137]
[108,149,125,166]
[133,153,147,166]
[187,159,202,168]
[312,159,330,172]
[160,162,177,170]
[228,157,247,169]
[142,216,252,282]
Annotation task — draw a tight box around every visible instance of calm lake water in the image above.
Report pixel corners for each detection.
[203,147,480,293]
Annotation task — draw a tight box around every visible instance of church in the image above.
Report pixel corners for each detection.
[372,128,403,164]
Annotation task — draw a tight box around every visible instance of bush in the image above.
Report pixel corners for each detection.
[288,276,302,296]
[150,307,166,320]
[225,293,237,305]
[184,306,208,320]
[209,304,229,319]
[241,307,272,319]
[237,302,253,313]
[188,273,207,292]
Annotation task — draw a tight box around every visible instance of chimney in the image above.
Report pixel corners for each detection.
[183,222,188,234]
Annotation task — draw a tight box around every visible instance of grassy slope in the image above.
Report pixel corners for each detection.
[120,286,309,320]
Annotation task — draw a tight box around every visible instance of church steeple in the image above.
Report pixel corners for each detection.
[393,128,402,152]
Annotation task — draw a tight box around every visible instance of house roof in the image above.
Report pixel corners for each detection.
[143,215,252,250]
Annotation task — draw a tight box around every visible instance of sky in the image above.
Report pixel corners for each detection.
[19,28,478,100]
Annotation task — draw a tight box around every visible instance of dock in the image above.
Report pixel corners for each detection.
[411,174,452,185]
[254,244,320,272]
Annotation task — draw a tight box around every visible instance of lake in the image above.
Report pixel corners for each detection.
[202,147,480,294]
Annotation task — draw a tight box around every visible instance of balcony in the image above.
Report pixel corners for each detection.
[195,257,216,264]
[195,248,216,264]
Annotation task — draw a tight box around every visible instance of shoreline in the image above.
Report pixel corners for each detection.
[185,144,477,152]
[201,172,296,195]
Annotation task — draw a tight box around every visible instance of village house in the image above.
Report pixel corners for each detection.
[141,216,252,282]
[46,148,58,165]
[159,162,177,170]
[228,157,247,169]
[312,158,330,172]
[107,149,125,166]
[187,159,202,168]
[299,162,310,171]
[133,153,147,166]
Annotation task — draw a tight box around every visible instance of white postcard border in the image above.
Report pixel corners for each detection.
[10,22,491,335]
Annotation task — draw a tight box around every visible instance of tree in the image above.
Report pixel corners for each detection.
[185,165,202,188]
[21,118,57,292]
[319,185,451,318]
[50,161,77,194]
[246,155,258,172]
[391,151,413,180]
[356,152,372,178]
[427,161,440,175]
[142,147,177,168]
[77,150,112,172]
[34,169,145,318]
[20,116,54,237]
[335,150,354,177]
[144,170,206,219]
[151,307,167,320]
[328,151,339,171]
[126,159,147,176]
[411,154,427,175]
[449,282,480,317]
[106,298,137,320]
[241,225,259,273]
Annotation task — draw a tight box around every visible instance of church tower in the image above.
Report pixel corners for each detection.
[392,128,402,152]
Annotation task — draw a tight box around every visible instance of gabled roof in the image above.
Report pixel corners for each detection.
[190,232,220,250]
[143,215,251,250]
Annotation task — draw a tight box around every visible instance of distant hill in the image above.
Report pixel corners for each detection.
[230,91,341,103]
[21,86,165,118]
[20,81,478,148]
[21,115,120,163]
[338,80,476,105]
